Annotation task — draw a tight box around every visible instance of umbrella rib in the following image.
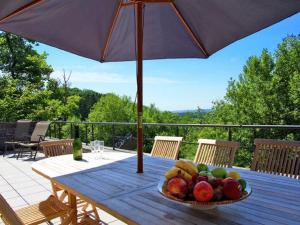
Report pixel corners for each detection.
[170,2,209,58]
[0,0,44,24]
[124,0,172,6]
[100,0,123,62]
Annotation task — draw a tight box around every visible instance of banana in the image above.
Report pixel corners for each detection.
[164,166,192,181]
[175,160,198,176]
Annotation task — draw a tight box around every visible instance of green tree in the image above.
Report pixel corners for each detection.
[0,32,54,121]
[69,88,102,120]
[0,77,51,121]
[88,93,135,145]
[0,33,53,87]
[209,34,300,167]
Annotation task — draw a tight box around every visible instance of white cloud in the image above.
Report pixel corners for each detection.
[51,71,131,84]
[51,70,180,85]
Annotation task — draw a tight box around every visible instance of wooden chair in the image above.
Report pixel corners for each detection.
[150,136,183,160]
[40,139,101,223]
[40,139,73,157]
[0,194,74,225]
[194,139,240,168]
[251,139,300,179]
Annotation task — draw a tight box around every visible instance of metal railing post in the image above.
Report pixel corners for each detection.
[228,128,232,141]
[112,125,115,150]
[70,123,73,139]
[48,124,52,138]
[54,123,57,139]
[252,128,257,152]
[92,124,95,141]
[85,124,88,145]
[58,123,62,139]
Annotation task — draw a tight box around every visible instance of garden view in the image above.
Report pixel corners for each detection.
[1,32,300,168]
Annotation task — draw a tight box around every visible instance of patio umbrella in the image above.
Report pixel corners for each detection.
[0,0,299,173]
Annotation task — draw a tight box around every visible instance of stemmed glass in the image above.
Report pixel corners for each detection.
[90,140,104,159]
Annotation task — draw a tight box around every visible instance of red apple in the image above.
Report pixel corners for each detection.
[209,177,224,188]
[167,177,188,199]
[223,178,242,200]
[193,181,214,202]
[213,186,224,201]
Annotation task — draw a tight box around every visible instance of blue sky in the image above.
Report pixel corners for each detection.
[36,13,300,111]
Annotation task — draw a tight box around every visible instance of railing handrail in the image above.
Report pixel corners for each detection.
[50,121,300,129]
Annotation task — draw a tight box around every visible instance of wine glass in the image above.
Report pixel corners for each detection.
[99,141,104,159]
[90,141,97,159]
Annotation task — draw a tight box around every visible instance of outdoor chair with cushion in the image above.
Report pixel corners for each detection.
[0,194,73,225]
[251,139,300,179]
[40,139,101,223]
[151,136,183,160]
[3,120,32,157]
[16,121,50,160]
[194,139,240,168]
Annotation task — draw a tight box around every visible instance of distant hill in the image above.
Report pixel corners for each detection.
[172,109,212,115]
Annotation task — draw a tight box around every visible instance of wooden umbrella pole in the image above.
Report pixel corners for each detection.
[136,1,144,173]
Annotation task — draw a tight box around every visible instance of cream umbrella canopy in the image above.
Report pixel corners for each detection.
[0,0,299,173]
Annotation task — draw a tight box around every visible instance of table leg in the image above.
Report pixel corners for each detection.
[69,192,78,225]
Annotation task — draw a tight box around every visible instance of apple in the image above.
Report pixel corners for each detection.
[213,186,223,201]
[193,181,214,202]
[223,178,242,200]
[208,177,223,188]
[167,177,188,199]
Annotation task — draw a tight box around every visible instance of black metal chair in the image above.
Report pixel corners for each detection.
[16,121,50,160]
[3,120,32,157]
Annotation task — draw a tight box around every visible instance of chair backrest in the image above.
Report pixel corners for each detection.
[14,120,32,141]
[251,139,300,179]
[40,139,73,157]
[150,136,183,160]
[194,139,240,168]
[30,121,50,142]
[0,194,24,225]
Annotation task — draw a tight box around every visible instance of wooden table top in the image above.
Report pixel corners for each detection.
[32,152,300,225]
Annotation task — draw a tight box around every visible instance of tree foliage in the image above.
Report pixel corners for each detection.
[0,33,53,86]
[0,33,84,122]
[213,35,300,127]
[208,35,300,166]
[1,32,300,168]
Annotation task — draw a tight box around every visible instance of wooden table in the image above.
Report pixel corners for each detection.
[32,152,300,225]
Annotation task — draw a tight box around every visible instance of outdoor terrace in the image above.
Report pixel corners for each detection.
[0,150,127,225]
[0,121,300,225]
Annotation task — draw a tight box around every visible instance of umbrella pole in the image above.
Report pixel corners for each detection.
[136,1,144,173]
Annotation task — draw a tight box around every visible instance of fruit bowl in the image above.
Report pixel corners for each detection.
[157,177,252,210]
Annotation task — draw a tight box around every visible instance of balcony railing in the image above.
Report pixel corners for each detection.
[1,121,300,167]
[48,121,300,155]
[49,121,300,140]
